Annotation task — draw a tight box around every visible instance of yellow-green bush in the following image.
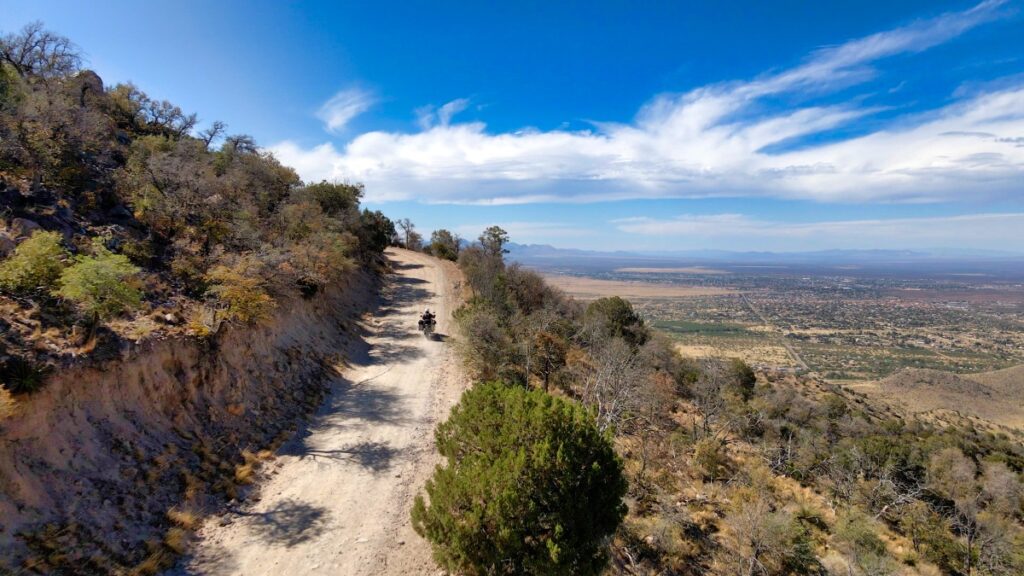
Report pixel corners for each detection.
[205,258,276,324]
[0,230,68,294]
[287,230,355,293]
[834,511,897,575]
[55,241,142,321]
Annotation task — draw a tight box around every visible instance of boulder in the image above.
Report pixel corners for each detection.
[71,70,105,106]
[76,70,104,93]
[155,311,181,325]
[10,218,41,239]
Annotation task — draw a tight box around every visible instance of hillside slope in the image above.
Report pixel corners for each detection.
[873,366,1024,429]
[1,22,397,396]
[0,24,409,574]
[970,364,1024,400]
[0,269,380,573]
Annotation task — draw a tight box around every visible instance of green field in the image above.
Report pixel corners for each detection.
[653,320,752,336]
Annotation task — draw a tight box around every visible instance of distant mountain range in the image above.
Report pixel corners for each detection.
[504,242,1024,265]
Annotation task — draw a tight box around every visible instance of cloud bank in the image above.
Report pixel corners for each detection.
[273,0,1023,205]
[614,212,1024,251]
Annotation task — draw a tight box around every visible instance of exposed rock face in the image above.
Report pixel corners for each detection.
[0,272,377,573]
[71,70,105,106]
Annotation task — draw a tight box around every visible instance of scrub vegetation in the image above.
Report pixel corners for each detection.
[0,22,396,401]
[436,226,1024,575]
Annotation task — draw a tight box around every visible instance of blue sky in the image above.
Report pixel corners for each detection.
[3,1,1024,251]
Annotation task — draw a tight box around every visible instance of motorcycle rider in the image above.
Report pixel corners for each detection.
[419,308,436,329]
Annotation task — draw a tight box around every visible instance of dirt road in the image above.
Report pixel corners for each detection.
[174,249,464,575]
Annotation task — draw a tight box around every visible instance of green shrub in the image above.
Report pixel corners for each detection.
[357,209,396,256]
[585,296,649,347]
[287,230,355,292]
[120,237,157,267]
[0,62,24,110]
[55,242,142,321]
[728,358,757,401]
[429,229,460,261]
[694,437,728,479]
[411,382,627,575]
[898,501,962,572]
[170,252,209,296]
[278,201,324,241]
[835,511,897,575]
[454,305,519,383]
[299,180,363,217]
[720,494,824,576]
[0,230,68,295]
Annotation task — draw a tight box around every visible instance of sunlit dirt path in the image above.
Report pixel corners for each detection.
[172,248,464,575]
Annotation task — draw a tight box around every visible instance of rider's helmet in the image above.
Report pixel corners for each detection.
[424,308,430,314]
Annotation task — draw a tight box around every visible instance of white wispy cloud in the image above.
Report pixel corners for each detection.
[614,212,1024,251]
[272,1,1022,204]
[438,98,470,125]
[730,0,1007,97]
[415,98,472,130]
[316,87,376,133]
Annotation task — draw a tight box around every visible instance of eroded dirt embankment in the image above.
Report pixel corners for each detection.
[0,269,379,574]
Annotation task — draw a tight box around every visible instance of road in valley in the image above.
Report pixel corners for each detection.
[741,293,810,372]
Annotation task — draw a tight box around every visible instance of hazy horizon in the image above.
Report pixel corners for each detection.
[505,241,1024,257]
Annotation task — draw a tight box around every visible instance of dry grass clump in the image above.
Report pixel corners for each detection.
[234,462,256,485]
[166,506,201,530]
[182,470,202,501]
[131,545,174,575]
[233,449,262,484]
[0,384,15,420]
[163,527,190,554]
[185,305,216,338]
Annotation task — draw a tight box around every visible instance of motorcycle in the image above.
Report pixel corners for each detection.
[418,315,436,339]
